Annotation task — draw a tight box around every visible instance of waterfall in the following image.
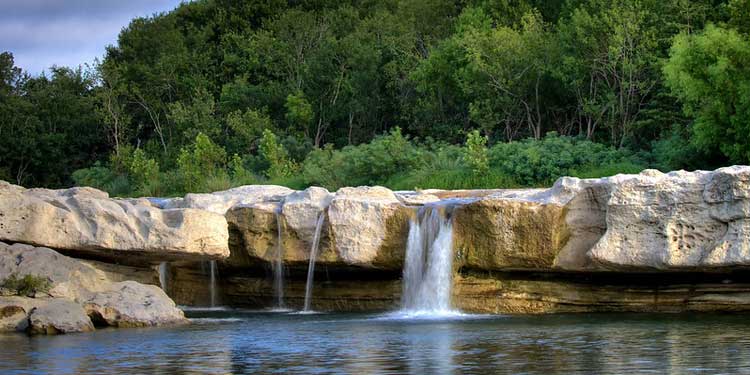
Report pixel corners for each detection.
[303,212,326,312]
[400,204,457,315]
[274,210,285,308]
[209,260,218,307]
[158,262,168,293]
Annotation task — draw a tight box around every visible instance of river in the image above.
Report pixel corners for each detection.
[2,308,750,374]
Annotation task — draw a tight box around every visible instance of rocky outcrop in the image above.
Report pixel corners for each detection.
[0,242,187,334]
[588,167,750,270]
[0,181,229,261]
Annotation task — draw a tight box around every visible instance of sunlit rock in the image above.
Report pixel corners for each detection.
[0,181,229,261]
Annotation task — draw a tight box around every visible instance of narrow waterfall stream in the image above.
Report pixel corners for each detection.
[158,262,168,294]
[274,210,285,309]
[209,260,218,307]
[399,203,458,316]
[303,213,326,312]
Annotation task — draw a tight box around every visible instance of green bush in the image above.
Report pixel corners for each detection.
[300,128,426,190]
[489,133,645,186]
[1,274,52,297]
[71,162,118,191]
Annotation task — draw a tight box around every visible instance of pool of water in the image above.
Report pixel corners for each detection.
[2,309,750,374]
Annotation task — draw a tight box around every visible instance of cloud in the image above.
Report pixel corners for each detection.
[0,0,185,75]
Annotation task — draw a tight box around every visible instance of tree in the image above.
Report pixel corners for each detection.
[663,24,750,162]
[556,0,659,145]
[460,9,557,140]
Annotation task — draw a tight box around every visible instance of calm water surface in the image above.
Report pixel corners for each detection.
[2,309,750,374]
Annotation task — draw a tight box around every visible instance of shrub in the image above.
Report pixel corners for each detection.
[1,274,52,297]
[489,133,645,186]
[300,128,426,190]
[177,133,229,193]
[259,129,299,180]
[464,130,489,175]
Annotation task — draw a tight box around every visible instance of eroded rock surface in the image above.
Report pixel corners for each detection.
[589,167,750,270]
[0,181,229,261]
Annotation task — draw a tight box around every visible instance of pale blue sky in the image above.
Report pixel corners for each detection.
[0,0,185,75]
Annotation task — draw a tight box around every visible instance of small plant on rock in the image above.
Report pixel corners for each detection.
[1,274,52,297]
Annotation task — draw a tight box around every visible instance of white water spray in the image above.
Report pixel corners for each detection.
[303,212,326,312]
[274,210,285,308]
[400,204,458,315]
[158,262,168,293]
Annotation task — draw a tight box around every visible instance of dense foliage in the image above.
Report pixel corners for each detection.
[1,0,748,195]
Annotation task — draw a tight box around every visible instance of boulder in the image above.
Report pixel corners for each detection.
[164,185,294,214]
[0,298,30,332]
[0,181,229,261]
[0,242,103,300]
[84,281,187,327]
[28,299,94,334]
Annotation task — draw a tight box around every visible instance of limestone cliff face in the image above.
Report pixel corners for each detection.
[0,181,229,261]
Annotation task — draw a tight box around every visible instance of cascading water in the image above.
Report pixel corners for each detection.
[158,262,168,294]
[209,260,218,307]
[274,210,285,308]
[303,212,326,312]
[399,203,459,316]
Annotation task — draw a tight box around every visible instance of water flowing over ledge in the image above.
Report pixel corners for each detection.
[6,166,750,337]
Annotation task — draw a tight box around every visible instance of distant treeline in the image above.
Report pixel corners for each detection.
[1,0,749,195]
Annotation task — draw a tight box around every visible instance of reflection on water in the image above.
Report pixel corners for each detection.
[2,310,750,374]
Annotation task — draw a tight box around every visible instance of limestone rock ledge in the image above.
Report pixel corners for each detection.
[0,242,187,334]
[0,181,229,261]
[225,186,411,270]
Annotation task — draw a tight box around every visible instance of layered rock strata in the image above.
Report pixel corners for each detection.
[4,166,750,316]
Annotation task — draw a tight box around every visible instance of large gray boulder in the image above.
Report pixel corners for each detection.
[0,181,229,261]
[28,299,94,335]
[84,281,187,327]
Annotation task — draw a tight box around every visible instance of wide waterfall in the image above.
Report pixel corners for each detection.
[303,212,326,312]
[399,203,458,316]
[274,210,285,309]
[158,262,168,294]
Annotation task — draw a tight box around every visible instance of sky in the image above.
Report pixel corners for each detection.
[0,0,185,75]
